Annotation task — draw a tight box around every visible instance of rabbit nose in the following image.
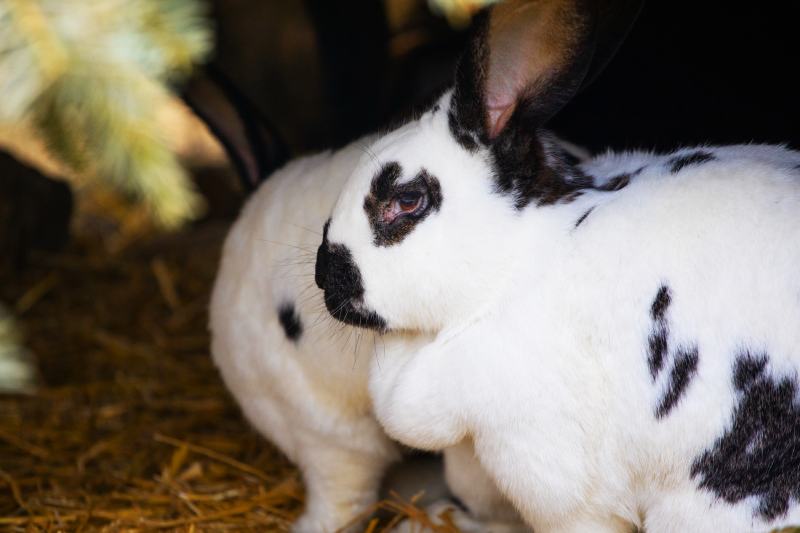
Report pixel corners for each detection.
[315,241,330,290]
[316,241,365,301]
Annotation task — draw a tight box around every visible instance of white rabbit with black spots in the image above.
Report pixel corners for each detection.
[193,70,529,531]
[316,0,800,532]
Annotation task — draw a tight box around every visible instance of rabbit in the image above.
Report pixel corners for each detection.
[314,0,800,531]
[187,68,532,531]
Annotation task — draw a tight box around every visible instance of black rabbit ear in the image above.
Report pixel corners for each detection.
[181,66,290,193]
[451,0,643,144]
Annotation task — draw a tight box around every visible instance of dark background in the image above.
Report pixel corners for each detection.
[552,1,799,152]
[211,0,798,156]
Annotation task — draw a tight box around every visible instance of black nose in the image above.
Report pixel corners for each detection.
[315,240,362,298]
[312,226,387,330]
[315,220,332,290]
[315,241,329,290]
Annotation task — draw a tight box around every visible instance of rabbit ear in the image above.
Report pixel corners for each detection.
[451,0,642,143]
[181,66,290,193]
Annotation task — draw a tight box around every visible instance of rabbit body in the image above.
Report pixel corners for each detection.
[356,118,800,532]
[315,2,800,527]
[209,1,800,529]
[210,138,397,532]
[209,136,526,532]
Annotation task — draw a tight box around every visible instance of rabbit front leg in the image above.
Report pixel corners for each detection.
[232,386,398,533]
[371,326,626,532]
[369,334,469,451]
[293,436,397,533]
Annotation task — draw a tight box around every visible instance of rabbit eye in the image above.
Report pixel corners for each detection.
[382,190,427,225]
[395,191,424,213]
[364,165,441,246]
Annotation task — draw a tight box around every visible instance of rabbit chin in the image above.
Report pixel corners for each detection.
[323,291,387,332]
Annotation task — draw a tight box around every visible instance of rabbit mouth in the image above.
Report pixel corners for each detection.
[323,292,387,332]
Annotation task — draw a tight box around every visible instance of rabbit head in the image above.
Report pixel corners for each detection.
[316,0,642,332]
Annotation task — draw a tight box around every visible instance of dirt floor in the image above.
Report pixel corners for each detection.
[0,187,449,532]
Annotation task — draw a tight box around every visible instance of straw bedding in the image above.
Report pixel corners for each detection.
[0,189,454,532]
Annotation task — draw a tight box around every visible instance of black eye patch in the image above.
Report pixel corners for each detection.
[363,161,442,246]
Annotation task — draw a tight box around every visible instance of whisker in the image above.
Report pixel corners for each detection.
[257,238,316,253]
[373,333,381,371]
[352,329,363,369]
[359,143,383,177]
[288,223,322,237]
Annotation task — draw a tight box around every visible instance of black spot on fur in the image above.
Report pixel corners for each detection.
[648,330,669,381]
[596,173,630,191]
[431,103,441,113]
[277,303,302,342]
[573,206,595,229]
[491,138,594,209]
[595,166,644,192]
[667,151,716,174]
[648,285,672,380]
[655,346,699,418]
[364,162,442,246]
[734,353,769,390]
[448,108,479,152]
[691,352,800,521]
[370,162,403,203]
[651,285,671,321]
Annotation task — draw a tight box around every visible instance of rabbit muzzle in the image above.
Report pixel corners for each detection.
[315,233,386,331]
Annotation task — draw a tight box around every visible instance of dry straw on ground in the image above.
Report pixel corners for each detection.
[0,186,455,532]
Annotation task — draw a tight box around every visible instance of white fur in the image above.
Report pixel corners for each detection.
[323,91,800,532]
[210,140,397,531]
[209,134,535,531]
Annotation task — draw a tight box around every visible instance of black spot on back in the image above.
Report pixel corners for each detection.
[363,163,442,247]
[648,285,672,380]
[596,173,630,192]
[655,346,699,418]
[651,285,671,321]
[594,166,645,192]
[667,151,716,174]
[277,303,303,342]
[691,352,800,521]
[573,206,595,229]
[734,352,768,390]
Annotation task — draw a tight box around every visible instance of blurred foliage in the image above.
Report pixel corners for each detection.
[0,0,212,228]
